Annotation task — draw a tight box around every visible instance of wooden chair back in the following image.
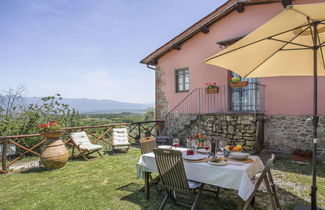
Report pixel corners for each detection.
[243,154,280,210]
[139,137,157,154]
[153,149,191,194]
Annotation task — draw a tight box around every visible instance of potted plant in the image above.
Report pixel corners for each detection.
[38,121,69,169]
[291,148,312,162]
[39,121,65,138]
[205,82,219,94]
[228,75,248,88]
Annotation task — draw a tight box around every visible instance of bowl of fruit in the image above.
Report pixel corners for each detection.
[226,144,243,152]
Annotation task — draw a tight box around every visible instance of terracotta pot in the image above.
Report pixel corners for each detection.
[40,131,69,169]
[40,130,66,139]
[290,154,312,162]
[206,87,219,94]
[230,81,248,88]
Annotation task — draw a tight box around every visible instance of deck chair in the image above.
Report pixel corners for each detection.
[242,154,280,210]
[153,148,203,210]
[112,127,130,153]
[69,131,103,160]
[139,136,157,154]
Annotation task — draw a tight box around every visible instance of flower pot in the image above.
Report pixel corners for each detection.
[290,154,312,163]
[230,81,248,88]
[40,130,69,169]
[206,87,219,94]
[40,130,66,139]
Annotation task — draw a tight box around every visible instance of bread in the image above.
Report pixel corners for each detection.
[209,156,225,162]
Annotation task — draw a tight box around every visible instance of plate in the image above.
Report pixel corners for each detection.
[158,145,172,149]
[183,154,207,161]
[197,148,209,154]
[208,161,228,166]
[230,152,249,160]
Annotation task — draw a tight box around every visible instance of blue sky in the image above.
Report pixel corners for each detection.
[0,0,226,103]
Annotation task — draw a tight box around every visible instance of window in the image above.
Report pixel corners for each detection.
[175,68,189,92]
[230,72,261,112]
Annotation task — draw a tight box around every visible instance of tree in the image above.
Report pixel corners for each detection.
[143,107,155,121]
[0,86,80,149]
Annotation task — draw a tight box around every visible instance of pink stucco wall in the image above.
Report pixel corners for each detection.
[158,0,325,115]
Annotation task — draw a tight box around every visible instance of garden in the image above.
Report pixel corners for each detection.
[0,148,324,209]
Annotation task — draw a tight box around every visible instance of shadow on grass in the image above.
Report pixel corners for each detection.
[104,149,129,156]
[273,158,325,178]
[68,155,99,162]
[117,182,311,210]
[19,166,50,174]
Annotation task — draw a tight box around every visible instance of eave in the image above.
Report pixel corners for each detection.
[140,0,289,66]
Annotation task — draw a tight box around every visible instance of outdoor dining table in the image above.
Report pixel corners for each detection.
[136,148,265,207]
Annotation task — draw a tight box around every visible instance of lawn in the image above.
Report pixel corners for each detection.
[0,148,324,210]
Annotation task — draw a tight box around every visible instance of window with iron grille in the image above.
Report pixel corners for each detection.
[230,72,261,112]
[175,68,189,92]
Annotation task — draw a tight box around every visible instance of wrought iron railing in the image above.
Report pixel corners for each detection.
[165,84,265,117]
[0,120,164,173]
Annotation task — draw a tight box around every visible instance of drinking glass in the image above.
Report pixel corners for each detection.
[186,139,193,149]
[204,140,211,152]
[218,140,226,153]
[172,138,179,149]
[192,140,198,152]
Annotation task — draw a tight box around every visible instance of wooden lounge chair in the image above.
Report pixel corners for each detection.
[69,131,103,160]
[139,136,157,154]
[241,154,280,210]
[112,127,130,153]
[153,148,203,210]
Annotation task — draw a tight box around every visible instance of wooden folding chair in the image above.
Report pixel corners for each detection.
[242,154,281,210]
[69,131,103,161]
[139,136,157,154]
[112,127,130,153]
[140,137,160,188]
[153,148,203,210]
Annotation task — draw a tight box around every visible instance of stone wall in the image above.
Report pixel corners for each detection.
[264,115,325,160]
[162,112,325,159]
[163,113,263,153]
[155,67,168,120]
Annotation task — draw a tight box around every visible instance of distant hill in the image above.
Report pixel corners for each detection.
[23,97,154,114]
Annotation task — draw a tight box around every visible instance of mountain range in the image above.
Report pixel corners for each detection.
[23,97,154,114]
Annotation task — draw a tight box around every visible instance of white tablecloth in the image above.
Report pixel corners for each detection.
[137,149,264,201]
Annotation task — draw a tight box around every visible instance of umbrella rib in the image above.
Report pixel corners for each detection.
[316,31,325,71]
[291,8,315,21]
[206,23,310,61]
[268,37,312,49]
[281,47,311,51]
[244,26,309,78]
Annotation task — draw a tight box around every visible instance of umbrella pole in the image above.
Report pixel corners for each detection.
[311,21,319,210]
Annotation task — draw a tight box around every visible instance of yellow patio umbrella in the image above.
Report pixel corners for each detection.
[205,3,325,209]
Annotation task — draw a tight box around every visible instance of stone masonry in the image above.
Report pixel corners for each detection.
[162,113,325,159]
[264,115,325,160]
[163,113,263,154]
[155,66,168,120]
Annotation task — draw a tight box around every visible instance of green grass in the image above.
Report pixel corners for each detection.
[1,149,324,210]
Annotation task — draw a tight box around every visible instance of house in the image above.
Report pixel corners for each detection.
[141,0,325,159]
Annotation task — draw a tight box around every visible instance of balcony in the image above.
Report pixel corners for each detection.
[166,83,265,117]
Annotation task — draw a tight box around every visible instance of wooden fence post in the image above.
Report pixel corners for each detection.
[1,138,8,172]
[138,124,141,140]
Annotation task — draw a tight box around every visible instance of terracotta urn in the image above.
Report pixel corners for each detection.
[40,130,69,169]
